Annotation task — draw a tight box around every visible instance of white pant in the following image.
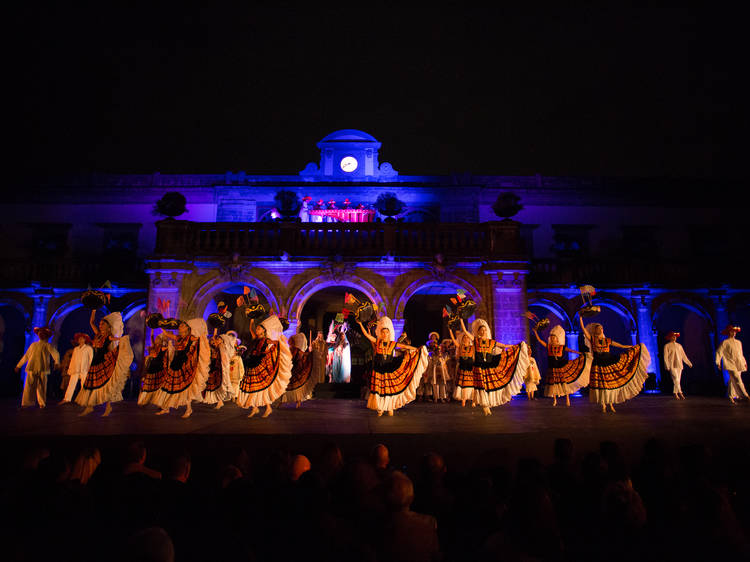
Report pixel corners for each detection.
[22,372,47,407]
[727,370,749,399]
[63,371,87,402]
[668,367,683,394]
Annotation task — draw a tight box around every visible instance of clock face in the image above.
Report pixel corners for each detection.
[340,156,358,173]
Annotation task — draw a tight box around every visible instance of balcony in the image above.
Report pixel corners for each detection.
[154,219,526,260]
[0,259,145,288]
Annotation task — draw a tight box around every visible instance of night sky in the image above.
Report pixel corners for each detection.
[7,3,743,181]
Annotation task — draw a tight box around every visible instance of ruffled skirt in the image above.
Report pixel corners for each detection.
[367,346,429,412]
[150,336,210,409]
[76,337,134,407]
[544,353,593,397]
[588,344,651,405]
[282,351,317,404]
[473,342,529,407]
[237,339,292,408]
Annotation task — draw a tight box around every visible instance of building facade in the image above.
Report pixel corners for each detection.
[0,130,746,396]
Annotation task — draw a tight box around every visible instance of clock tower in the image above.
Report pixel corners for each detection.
[299,129,398,180]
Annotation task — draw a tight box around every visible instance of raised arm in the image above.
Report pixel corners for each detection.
[357,320,376,344]
[578,315,588,338]
[162,331,178,342]
[89,309,100,335]
[459,318,473,341]
[564,346,583,355]
[448,327,458,347]
[396,342,417,352]
[531,328,547,348]
[610,340,634,349]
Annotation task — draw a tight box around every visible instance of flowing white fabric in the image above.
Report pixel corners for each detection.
[588,343,651,405]
[366,346,429,412]
[76,335,134,406]
[474,341,530,407]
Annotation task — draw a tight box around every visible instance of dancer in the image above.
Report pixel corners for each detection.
[150,318,210,418]
[203,332,236,409]
[137,332,169,406]
[663,331,692,400]
[449,325,477,407]
[715,325,748,403]
[229,343,245,398]
[425,333,450,403]
[441,338,457,400]
[59,343,75,400]
[16,326,60,408]
[331,323,351,383]
[532,324,590,406]
[358,316,428,416]
[237,315,292,418]
[281,333,317,408]
[60,333,93,403]
[311,330,327,384]
[524,357,541,400]
[579,316,650,413]
[462,318,529,416]
[76,311,134,417]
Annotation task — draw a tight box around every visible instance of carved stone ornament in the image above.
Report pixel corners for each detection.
[429,253,455,281]
[324,255,356,281]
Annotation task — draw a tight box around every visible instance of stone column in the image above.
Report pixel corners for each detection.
[566,330,579,359]
[633,291,660,389]
[711,292,730,385]
[392,319,406,339]
[487,268,529,344]
[28,286,54,349]
[144,263,191,346]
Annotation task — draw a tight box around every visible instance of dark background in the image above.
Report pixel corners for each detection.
[6,2,743,182]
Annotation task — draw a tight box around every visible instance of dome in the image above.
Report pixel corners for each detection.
[319,129,379,143]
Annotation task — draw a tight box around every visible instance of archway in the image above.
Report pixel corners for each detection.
[399,279,482,347]
[201,283,274,342]
[527,298,573,381]
[576,299,635,354]
[0,303,27,396]
[290,277,386,389]
[652,301,716,395]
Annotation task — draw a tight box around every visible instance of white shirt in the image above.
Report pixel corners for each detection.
[663,341,692,371]
[715,338,747,372]
[17,341,60,374]
[67,344,94,377]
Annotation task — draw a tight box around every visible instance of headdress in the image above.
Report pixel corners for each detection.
[721,324,741,336]
[261,314,285,341]
[549,325,565,344]
[376,316,395,342]
[471,318,491,340]
[33,326,53,340]
[101,312,124,338]
[428,331,440,341]
[186,318,208,338]
[584,322,603,339]
[73,332,93,346]
[290,332,308,352]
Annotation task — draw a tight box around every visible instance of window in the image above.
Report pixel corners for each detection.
[31,223,71,258]
[550,224,593,258]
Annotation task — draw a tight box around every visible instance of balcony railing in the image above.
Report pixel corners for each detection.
[0,259,145,288]
[155,219,526,260]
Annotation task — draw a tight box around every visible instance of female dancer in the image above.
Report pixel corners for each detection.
[281,333,317,408]
[311,330,328,383]
[532,324,590,406]
[461,318,529,416]
[229,344,245,399]
[358,316,428,416]
[236,315,292,418]
[202,332,236,409]
[579,316,650,413]
[137,331,170,407]
[449,325,478,407]
[150,318,210,418]
[76,310,134,417]
[331,324,351,383]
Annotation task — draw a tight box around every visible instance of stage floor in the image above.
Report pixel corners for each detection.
[3,396,749,465]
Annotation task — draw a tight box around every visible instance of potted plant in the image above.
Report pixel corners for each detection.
[153,192,187,219]
[492,192,523,220]
[274,190,301,221]
[374,192,405,222]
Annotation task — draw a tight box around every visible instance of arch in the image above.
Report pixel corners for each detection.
[526,296,573,331]
[652,296,715,333]
[188,273,281,320]
[289,275,387,324]
[48,297,111,344]
[395,275,482,320]
[122,299,147,322]
[0,297,31,328]
[574,297,636,331]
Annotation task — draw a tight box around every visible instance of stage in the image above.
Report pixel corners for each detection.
[2,396,748,470]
